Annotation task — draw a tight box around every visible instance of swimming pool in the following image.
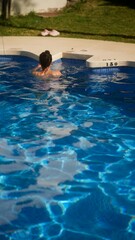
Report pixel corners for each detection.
[0,55,135,240]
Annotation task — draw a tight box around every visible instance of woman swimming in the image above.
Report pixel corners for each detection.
[32,50,61,77]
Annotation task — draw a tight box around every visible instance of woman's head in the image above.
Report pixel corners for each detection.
[39,50,52,70]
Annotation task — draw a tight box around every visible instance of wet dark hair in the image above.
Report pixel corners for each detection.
[39,50,52,70]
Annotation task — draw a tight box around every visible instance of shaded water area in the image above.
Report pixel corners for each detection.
[0,56,135,240]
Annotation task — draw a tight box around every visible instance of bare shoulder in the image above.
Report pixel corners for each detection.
[50,70,62,77]
[32,70,44,77]
[32,68,62,78]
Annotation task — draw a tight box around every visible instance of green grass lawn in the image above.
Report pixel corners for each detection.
[0,0,135,43]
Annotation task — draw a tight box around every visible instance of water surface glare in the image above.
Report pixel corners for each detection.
[0,56,135,240]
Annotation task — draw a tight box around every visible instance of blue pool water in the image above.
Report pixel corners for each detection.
[0,55,135,240]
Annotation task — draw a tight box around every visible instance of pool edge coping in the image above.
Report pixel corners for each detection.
[1,48,135,69]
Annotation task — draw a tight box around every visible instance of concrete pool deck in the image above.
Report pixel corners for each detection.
[0,36,135,68]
